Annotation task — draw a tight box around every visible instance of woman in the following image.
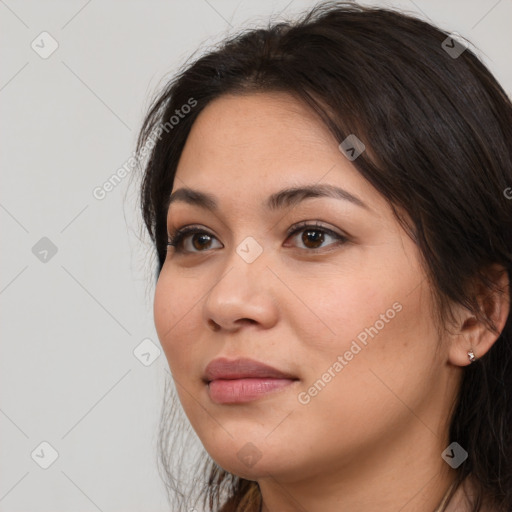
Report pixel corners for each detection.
[136,2,512,510]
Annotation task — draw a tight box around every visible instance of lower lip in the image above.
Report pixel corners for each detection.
[207,378,297,404]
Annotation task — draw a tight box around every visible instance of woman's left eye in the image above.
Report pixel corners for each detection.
[285,222,348,251]
[167,222,348,254]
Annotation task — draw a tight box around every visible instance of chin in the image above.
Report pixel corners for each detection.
[210,453,284,481]
[201,436,305,482]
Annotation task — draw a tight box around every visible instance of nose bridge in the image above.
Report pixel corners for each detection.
[215,234,270,299]
[202,234,278,330]
[235,234,266,266]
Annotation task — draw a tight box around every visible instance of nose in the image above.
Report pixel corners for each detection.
[202,248,279,333]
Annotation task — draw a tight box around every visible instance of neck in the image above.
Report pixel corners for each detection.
[258,421,458,512]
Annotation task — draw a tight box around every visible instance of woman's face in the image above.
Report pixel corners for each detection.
[154,92,455,484]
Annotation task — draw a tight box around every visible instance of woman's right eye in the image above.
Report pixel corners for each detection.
[167,226,222,253]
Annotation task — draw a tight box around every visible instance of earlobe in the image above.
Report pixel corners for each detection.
[447,313,480,367]
[448,264,510,367]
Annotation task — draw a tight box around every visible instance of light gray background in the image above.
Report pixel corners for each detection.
[1,1,511,511]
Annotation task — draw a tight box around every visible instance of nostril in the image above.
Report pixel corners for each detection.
[208,319,221,331]
[239,318,257,326]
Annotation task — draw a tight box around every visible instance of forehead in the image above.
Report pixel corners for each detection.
[178,93,343,177]
[180,93,329,171]
[172,92,387,215]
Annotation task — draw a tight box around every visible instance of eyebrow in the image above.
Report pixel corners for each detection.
[167,184,370,213]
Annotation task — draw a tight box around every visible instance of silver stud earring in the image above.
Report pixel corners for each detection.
[468,349,476,363]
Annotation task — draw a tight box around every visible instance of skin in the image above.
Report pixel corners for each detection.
[153,92,510,512]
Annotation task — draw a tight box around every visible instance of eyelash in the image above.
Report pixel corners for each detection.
[166,221,349,254]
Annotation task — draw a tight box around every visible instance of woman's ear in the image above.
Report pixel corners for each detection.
[448,264,510,367]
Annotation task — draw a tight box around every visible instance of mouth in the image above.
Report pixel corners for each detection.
[203,357,299,404]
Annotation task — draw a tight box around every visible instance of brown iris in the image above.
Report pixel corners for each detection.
[301,229,324,249]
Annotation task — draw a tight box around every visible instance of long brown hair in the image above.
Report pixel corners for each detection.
[137,2,512,510]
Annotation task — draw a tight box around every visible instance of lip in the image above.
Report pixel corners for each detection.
[203,357,299,404]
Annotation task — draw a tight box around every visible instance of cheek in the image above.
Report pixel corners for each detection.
[301,274,438,415]
[153,271,203,375]
[281,263,406,357]
[284,281,439,465]
[291,253,438,399]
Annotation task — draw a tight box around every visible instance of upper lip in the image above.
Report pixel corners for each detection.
[203,357,297,382]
